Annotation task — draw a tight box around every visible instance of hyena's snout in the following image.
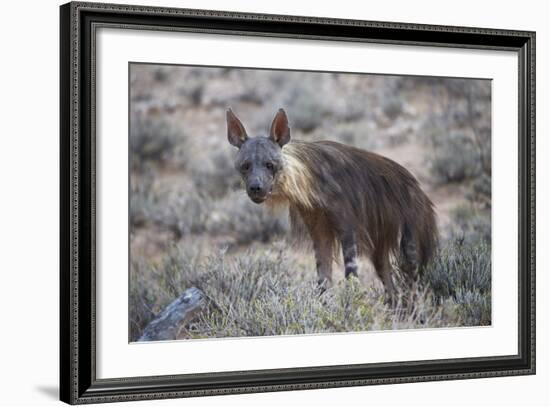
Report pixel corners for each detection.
[246,177,271,204]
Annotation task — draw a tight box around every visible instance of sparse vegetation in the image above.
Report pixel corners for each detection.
[282,77,328,132]
[382,96,404,120]
[422,240,491,326]
[189,150,242,199]
[449,206,491,244]
[130,174,208,237]
[129,64,492,342]
[429,130,483,183]
[130,180,287,246]
[426,79,491,191]
[129,240,491,341]
[129,114,182,171]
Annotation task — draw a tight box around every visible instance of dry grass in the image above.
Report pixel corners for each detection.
[128,65,493,342]
[129,239,491,341]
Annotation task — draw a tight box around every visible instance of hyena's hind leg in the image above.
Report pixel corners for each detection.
[398,223,426,312]
[340,231,358,279]
[373,251,397,306]
[399,223,419,288]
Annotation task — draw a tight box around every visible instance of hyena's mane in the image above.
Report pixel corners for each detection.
[266,140,438,271]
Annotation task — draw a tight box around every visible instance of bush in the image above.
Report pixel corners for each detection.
[129,257,158,341]
[130,114,182,171]
[130,240,494,341]
[189,150,242,199]
[382,96,404,120]
[205,191,288,246]
[129,172,155,230]
[469,172,491,208]
[429,130,482,183]
[129,244,204,341]
[283,80,327,132]
[422,240,491,326]
[423,78,491,196]
[451,289,492,326]
[129,176,209,237]
[450,206,491,244]
[130,174,287,245]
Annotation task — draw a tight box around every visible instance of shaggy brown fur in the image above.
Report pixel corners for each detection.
[227,108,438,304]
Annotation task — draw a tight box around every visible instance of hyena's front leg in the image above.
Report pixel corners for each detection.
[297,208,335,289]
[340,231,358,278]
[313,236,334,288]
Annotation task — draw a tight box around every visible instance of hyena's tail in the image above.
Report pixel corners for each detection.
[400,203,438,279]
[417,212,439,273]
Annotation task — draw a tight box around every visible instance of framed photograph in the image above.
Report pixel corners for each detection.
[60,1,535,404]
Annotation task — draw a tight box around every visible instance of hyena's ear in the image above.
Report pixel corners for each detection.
[226,108,248,148]
[269,108,291,147]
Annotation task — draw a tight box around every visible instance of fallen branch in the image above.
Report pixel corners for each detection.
[138,287,205,341]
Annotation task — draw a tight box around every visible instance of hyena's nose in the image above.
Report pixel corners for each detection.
[248,183,262,194]
[247,181,267,203]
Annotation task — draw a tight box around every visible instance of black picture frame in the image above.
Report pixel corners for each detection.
[60,1,536,404]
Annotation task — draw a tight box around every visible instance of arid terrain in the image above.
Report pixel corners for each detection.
[129,64,492,341]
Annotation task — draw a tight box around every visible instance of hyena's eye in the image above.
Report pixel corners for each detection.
[265,162,274,170]
[240,162,251,172]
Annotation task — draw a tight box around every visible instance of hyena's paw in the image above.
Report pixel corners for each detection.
[383,291,397,308]
[316,278,332,296]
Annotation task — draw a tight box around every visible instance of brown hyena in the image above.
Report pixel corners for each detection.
[226,108,438,304]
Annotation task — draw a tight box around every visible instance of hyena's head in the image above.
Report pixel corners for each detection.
[226,108,290,204]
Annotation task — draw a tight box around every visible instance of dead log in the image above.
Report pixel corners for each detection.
[138,287,205,341]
